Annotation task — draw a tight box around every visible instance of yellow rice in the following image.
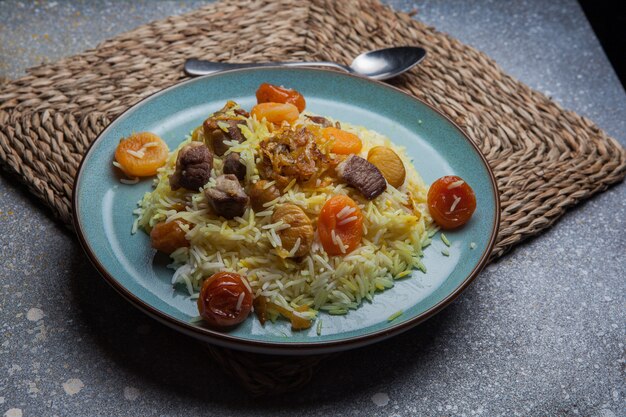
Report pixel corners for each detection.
[135,112,434,320]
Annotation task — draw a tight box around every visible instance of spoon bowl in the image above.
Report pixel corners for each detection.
[184,46,426,80]
[349,46,426,80]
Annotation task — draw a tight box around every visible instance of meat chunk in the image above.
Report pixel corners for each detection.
[205,174,249,219]
[169,142,213,191]
[336,155,387,200]
[225,120,245,142]
[204,127,228,156]
[223,152,246,181]
[203,119,246,156]
[202,101,247,156]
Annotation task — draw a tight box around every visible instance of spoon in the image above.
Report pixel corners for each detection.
[184,46,426,80]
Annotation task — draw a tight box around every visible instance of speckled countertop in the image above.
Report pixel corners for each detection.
[0,1,624,416]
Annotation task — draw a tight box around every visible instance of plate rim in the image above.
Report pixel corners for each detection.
[72,67,500,354]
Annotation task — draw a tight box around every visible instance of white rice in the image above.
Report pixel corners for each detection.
[235,292,245,311]
[120,177,140,185]
[142,142,160,149]
[289,238,302,257]
[449,195,462,212]
[336,234,347,254]
[336,205,355,220]
[447,180,465,189]
[126,149,145,159]
[338,215,358,226]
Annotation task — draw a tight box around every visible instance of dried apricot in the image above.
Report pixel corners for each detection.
[251,102,299,124]
[256,83,306,112]
[321,127,362,155]
[150,220,190,254]
[367,146,406,188]
[114,132,169,177]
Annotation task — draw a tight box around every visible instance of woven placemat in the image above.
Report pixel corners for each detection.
[1,0,624,395]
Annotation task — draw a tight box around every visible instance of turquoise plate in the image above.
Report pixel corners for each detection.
[73,68,499,355]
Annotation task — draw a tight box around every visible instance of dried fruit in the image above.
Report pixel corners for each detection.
[248,180,280,211]
[114,132,169,177]
[321,127,362,155]
[256,83,306,112]
[251,102,300,124]
[367,146,406,188]
[150,220,190,254]
[317,195,364,256]
[272,204,313,257]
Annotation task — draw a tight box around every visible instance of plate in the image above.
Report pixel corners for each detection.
[73,68,499,355]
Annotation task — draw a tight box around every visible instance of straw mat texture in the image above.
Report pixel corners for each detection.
[0,0,624,395]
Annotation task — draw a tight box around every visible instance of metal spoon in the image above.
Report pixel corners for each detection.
[184,46,426,80]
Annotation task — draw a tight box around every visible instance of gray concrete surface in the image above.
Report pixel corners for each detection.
[1,1,624,416]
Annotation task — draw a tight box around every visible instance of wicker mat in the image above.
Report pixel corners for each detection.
[0,0,624,395]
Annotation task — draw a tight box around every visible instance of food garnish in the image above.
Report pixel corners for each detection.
[317,195,364,256]
[321,126,363,155]
[367,146,406,188]
[197,272,253,328]
[387,310,403,322]
[114,132,168,177]
[258,126,334,189]
[150,220,190,254]
[306,115,332,127]
[271,204,314,258]
[248,180,281,212]
[427,175,476,229]
[251,102,300,124]
[256,83,306,112]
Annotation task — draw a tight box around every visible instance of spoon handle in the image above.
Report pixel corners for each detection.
[184,59,351,77]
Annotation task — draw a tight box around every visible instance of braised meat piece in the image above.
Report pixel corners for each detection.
[203,126,225,156]
[223,152,246,181]
[205,174,249,219]
[203,119,246,156]
[169,142,213,191]
[336,155,387,200]
[202,101,247,156]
